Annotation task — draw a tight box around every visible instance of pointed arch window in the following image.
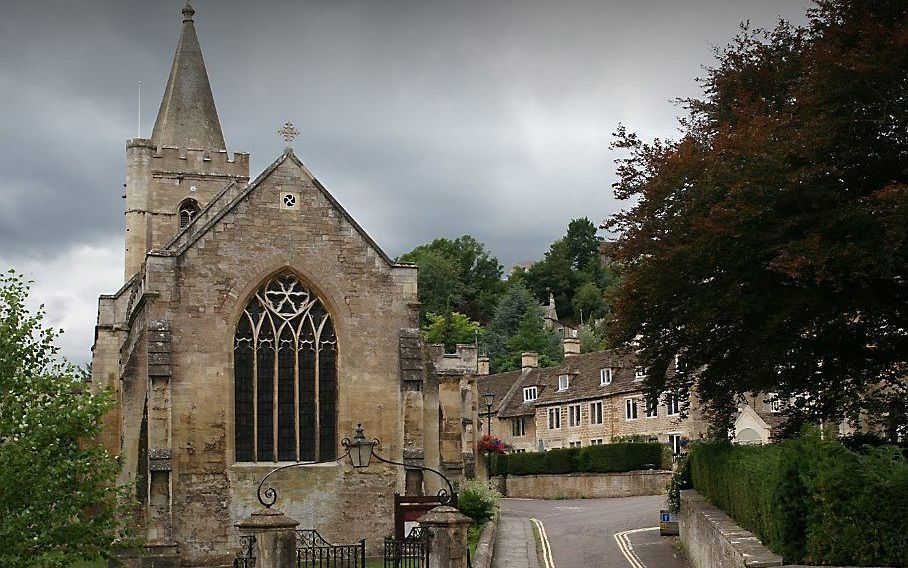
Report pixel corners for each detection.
[234,272,337,462]
[178,198,201,229]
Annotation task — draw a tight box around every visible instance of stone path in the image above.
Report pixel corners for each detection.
[492,516,540,568]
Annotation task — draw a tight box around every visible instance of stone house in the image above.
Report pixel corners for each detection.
[90,4,481,566]
[478,342,709,456]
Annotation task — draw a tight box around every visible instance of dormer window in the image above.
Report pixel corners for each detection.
[523,386,538,402]
[634,366,647,381]
[558,375,570,391]
[600,368,612,385]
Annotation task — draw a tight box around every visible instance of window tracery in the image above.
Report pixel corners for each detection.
[234,272,337,462]
[179,198,201,229]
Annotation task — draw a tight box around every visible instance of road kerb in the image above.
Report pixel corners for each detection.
[530,518,555,568]
[614,527,659,568]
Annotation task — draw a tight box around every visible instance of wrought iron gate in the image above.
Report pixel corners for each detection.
[233,530,367,568]
[297,529,366,568]
[384,526,429,568]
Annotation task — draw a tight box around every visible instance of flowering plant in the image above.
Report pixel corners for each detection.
[478,434,507,454]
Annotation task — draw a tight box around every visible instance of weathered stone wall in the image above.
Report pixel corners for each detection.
[680,490,782,568]
[492,470,671,499]
[137,155,416,565]
[124,138,250,279]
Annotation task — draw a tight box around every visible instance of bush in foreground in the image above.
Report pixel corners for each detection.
[690,434,908,566]
[457,480,501,524]
[0,270,132,567]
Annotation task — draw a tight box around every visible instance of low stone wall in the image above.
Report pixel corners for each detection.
[471,511,499,568]
[491,470,671,499]
[680,489,783,568]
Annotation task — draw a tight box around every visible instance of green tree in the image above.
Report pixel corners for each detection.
[524,239,579,320]
[572,281,605,322]
[577,323,607,353]
[483,283,561,372]
[423,312,481,352]
[500,307,563,370]
[0,270,130,566]
[565,217,601,272]
[604,0,908,436]
[399,235,505,324]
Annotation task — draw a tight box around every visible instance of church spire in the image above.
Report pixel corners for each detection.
[151,1,226,150]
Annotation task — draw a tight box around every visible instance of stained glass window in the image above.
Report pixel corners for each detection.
[234,272,337,462]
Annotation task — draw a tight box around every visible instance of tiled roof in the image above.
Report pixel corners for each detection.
[476,370,523,415]
[485,348,669,419]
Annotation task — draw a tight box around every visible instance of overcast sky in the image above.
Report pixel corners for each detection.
[0,0,809,362]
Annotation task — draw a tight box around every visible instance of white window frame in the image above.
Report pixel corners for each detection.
[568,441,582,448]
[634,366,647,381]
[768,393,782,413]
[645,398,658,418]
[668,432,683,455]
[590,438,604,445]
[625,397,639,420]
[590,401,603,425]
[558,374,570,391]
[548,407,561,429]
[667,392,680,416]
[600,368,613,385]
[569,404,582,427]
[512,417,526,437]
[523,386,538,402]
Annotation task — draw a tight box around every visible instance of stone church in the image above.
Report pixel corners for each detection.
[90,4,483,565]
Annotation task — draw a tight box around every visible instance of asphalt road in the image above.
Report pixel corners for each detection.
[499,496,691,568]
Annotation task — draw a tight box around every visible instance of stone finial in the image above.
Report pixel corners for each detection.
[182,1,195,22]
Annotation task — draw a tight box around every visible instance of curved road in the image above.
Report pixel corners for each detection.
[496,495,690,568]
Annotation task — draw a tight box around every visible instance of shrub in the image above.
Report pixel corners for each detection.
[457,480,501,524]
[577,442,664,473]
[689,435,908,566]
[543,448,579,473]
[490,443,664,476]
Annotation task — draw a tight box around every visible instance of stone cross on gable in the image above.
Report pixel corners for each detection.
[278,121,300,147]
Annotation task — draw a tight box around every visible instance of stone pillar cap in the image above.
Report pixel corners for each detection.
[417,505,473,526]
[236,508,300,531]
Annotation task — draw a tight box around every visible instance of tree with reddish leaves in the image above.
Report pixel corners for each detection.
[605,0,907,438]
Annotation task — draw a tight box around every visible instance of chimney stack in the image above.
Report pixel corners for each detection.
[563,335,581,357]
[477,355,490,376]
[521,352,539,372]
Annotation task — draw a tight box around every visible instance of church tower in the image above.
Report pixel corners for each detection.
[123,2,249,280]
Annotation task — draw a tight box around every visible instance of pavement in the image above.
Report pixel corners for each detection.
[491,516,540,568]
[492,495,691,568]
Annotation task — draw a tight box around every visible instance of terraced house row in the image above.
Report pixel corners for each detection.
[478,338,711,454]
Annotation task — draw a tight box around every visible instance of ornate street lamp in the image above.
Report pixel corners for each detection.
[256,423,455,509]
[482,391,495,436]
[346,423,375,468]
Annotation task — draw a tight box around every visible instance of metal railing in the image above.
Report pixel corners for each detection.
[296,529,366,568]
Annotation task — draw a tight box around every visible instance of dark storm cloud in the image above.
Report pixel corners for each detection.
[0,0,808,360]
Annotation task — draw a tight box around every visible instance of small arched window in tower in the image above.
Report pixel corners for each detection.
[178,198,201,229]
[234,272,338,462]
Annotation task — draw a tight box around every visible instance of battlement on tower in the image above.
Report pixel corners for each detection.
[127,138,249,178]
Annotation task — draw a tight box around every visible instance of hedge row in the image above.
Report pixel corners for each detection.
[689,436,908,567]
[490,442,665,476]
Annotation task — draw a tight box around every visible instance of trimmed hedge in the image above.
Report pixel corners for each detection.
[689,435,908,567]
[490,442,664,476]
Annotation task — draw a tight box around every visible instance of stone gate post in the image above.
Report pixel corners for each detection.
[236,508,300,568]
[418,505,473,568]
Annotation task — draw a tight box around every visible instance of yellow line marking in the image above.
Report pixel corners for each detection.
[530,518,556,568]
[613,527,659,568]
